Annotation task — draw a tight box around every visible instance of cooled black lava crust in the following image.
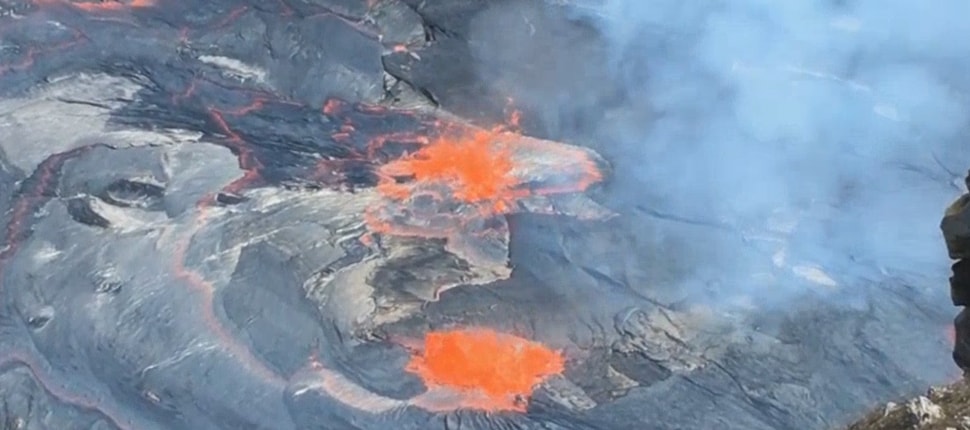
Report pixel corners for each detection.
[0,1,958,430]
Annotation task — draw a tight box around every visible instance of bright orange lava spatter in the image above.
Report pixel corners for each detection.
[378,128,519,212]
[362,100,607,242]
[372,125,604,219]
[405,328,565,412]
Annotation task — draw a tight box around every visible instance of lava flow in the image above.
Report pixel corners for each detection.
[405,328,565,412]
[377,128,519,212]
[0,0,611,426]
[365,121,607,240]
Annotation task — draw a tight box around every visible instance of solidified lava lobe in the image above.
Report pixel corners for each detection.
[405,328,565,412]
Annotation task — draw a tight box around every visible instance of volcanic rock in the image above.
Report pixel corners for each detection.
[847,382,970,430]
[944,173,970,371]
[0,1,963,430]
[908,396,945,427]
[944,194,970,260]
[100,178,166,210]
[65,196,112,228]
[953,260,970,307]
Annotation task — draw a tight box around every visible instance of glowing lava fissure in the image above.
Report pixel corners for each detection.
[405,328,565,412]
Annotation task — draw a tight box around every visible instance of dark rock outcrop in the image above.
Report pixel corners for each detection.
[944,174,970,370]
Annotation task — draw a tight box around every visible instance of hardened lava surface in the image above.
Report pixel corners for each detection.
[0,1,961,429]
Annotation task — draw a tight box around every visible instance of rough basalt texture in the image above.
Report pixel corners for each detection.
[0,1,962,430]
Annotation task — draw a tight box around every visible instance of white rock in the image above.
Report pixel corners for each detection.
[906,396,944,427]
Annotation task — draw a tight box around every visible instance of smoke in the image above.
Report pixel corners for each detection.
[466,0,970,306]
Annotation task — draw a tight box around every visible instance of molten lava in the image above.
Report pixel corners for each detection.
[365,123,606,241]
[405,328,565,412]
[377,128,519,212]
